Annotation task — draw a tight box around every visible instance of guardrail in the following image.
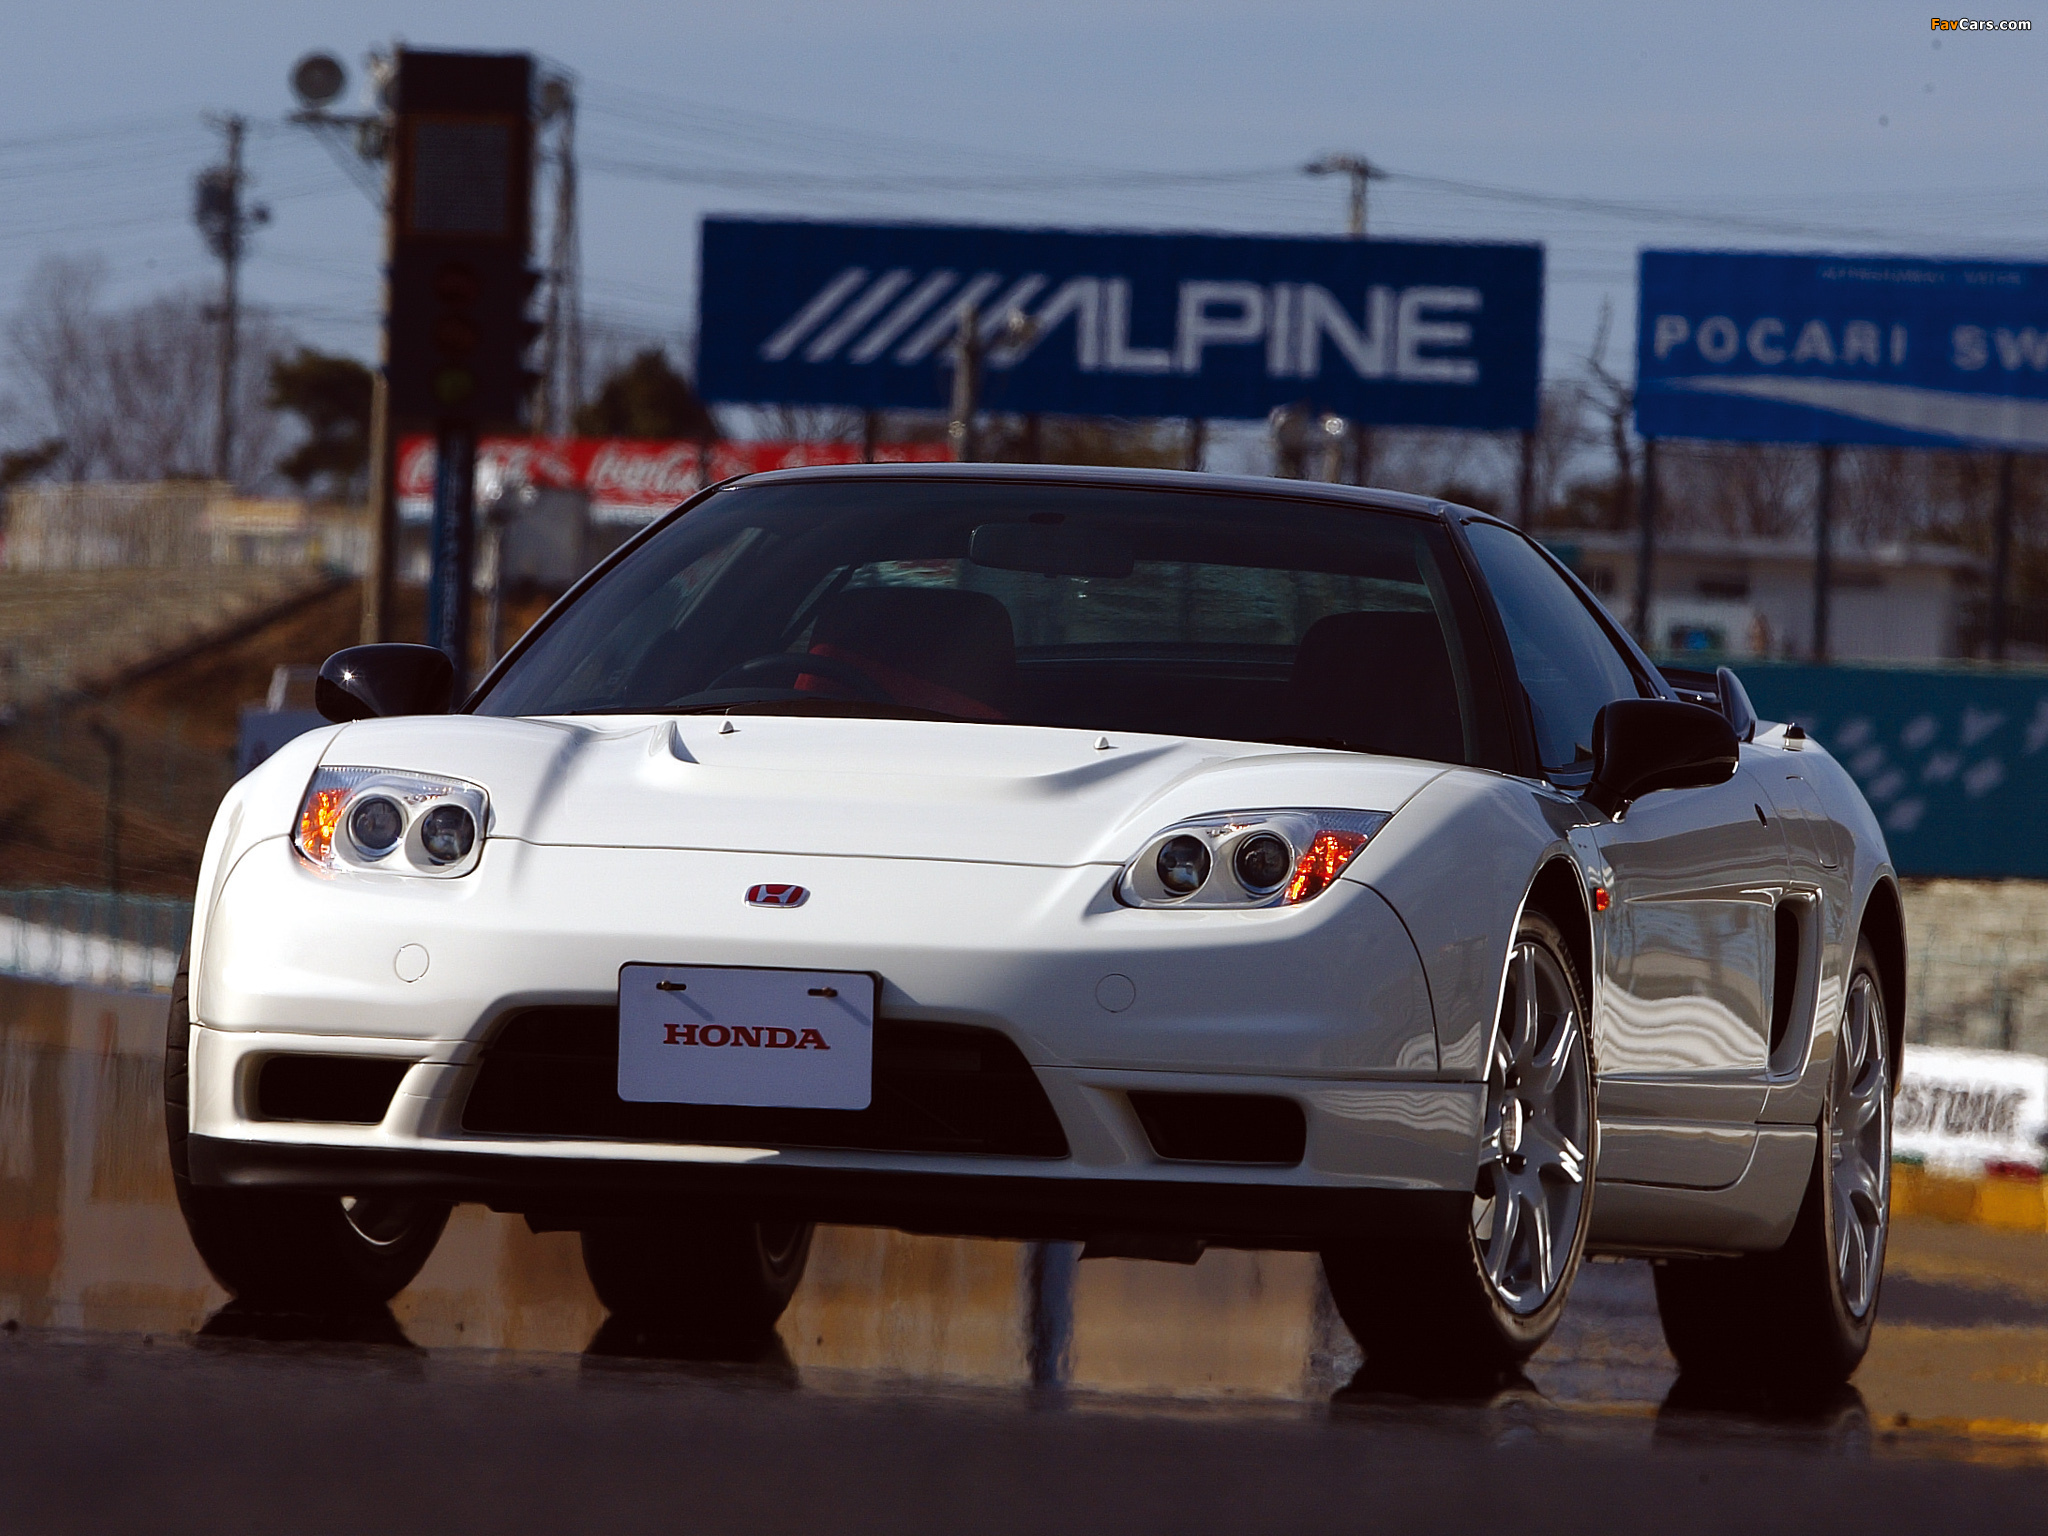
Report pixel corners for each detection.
[0,887,190,994]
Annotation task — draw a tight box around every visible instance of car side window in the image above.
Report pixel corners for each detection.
[1462,521,1645,777]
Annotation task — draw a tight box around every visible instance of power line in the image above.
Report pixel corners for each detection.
[580,152,1287,196]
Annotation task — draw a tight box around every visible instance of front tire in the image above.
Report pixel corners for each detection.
[1323,911,1597,1381]
[1654,936,1892,1388]
[164,950,451,1308]
[580,1217,814,1345]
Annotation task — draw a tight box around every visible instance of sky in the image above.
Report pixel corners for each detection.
[0,1,2039,441]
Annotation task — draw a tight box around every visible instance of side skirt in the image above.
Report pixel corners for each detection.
[1586,1125,1815,1257]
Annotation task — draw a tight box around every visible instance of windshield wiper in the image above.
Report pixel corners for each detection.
[1265,734,1375,753]
[563,693,963,723]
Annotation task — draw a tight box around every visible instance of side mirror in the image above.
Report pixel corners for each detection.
[1715,666,1758,744]
[1586,698,1739,816]
[315,645,456,723]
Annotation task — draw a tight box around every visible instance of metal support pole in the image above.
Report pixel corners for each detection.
[1813,444,1836,664]
[1185,418,1205,473]
[362,370,395,643]
[89,720,122,895]
[1349,423,1374,487]
[1026,1240,1078,1394]
[1990,450,2017,661]
[860,410,879,464]
[1515,427,1538,528]
[1022,413,1044,465]
[1632,438,1658,645]
[427,422,477,701]
[948,304,983,463]
[482,500,508,673]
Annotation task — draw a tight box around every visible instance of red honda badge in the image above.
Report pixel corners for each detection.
[745,884,809,908]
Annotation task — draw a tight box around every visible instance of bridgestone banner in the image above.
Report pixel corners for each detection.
[697,219,1543,428]
[1894,1044,2048,1174]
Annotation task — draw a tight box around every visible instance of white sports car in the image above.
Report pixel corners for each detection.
[169,464,1902,1385]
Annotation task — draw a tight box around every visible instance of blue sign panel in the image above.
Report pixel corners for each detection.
[1637,250,2048,449]
[1738,662,2048,879]
[698,219,1541,428]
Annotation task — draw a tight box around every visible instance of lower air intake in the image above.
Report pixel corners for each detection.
[463,1008,1068,1159]
[255,1055,411,1124]
[1129,1091,1307,1166]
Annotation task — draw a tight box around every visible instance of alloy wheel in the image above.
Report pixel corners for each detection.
[1831,972,1890,1319]
[1475,940,1592,1316]
[341,1194,436,1246]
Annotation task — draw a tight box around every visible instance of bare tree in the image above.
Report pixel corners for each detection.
[6,255,290,488]
[1582,298,1636,533]
[1654,441,1809,540]
[1519,380,1596,525]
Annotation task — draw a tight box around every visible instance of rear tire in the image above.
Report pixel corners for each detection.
[1323,911,1597,1383]
[1653,935,1891,1388]
[580,1217,814,1344]
[164,949,450,1308]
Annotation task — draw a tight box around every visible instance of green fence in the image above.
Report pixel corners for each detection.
[1736,662,2048,879]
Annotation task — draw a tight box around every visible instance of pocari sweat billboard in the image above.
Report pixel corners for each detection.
[697,219,1541,428]
[1637,250,2048,449]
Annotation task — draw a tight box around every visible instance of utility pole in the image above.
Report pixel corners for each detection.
[947,307,1035,463]
[1304,153,1377,237]
[194,114,266,484]
[1304,153,1380,486]
[534,74,583,435]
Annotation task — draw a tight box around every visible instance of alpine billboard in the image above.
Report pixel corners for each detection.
[696,218,1542,428]
[1637,249,2048,449]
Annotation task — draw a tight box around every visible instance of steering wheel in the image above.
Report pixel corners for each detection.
[703,650,895,703]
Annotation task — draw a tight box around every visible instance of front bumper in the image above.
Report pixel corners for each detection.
[185,1133,1472,1251]
[189,837,1478,1226]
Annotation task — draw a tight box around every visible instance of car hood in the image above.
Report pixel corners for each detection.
[318,713,1447,867]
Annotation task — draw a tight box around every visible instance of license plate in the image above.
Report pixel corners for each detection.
[617,964,875,1109]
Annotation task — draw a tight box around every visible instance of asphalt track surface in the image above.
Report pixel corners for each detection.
[4,1311,2047,1536]
[7,1246,2048,1535]
[8,983,2048,1531]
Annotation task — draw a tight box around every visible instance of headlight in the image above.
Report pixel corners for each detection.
[1116,809,1391,909]
[294,767,489,877]
[1156,835,1211,895]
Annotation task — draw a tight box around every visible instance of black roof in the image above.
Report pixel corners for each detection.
[725,460,1474,522]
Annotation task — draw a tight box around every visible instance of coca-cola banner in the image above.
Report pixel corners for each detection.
[396,436,951,525]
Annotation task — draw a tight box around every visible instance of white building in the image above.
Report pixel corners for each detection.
[1545,532,1982,663]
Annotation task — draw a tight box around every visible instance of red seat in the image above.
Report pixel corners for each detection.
[800,586,1016,720]
[1287,610,1466,764]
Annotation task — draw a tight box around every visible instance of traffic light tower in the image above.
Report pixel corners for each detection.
[385,49,540,697]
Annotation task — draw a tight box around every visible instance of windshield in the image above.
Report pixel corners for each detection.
[475,478,1513,768]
